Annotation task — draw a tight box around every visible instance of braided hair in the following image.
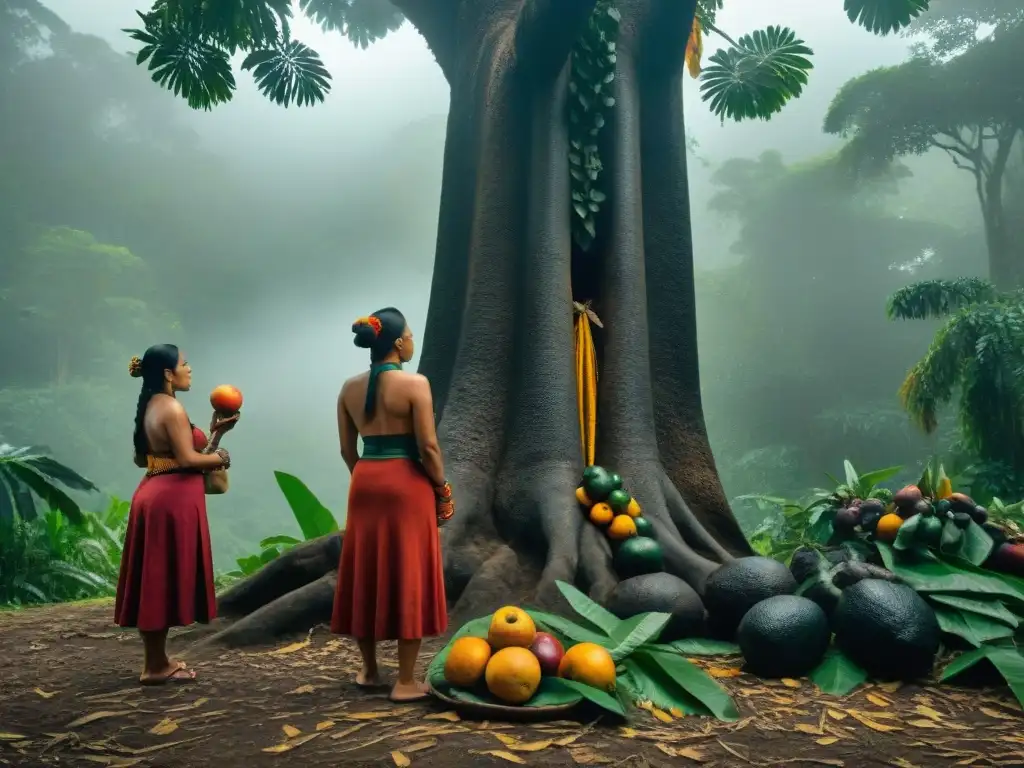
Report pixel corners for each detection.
[129,344,180,456]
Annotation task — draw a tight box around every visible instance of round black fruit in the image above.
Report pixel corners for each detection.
[858,499,885,518]
[952,512,972,529]
[833,579,940,680]
[971,506,988,524]
[737,595,831,678]
[605,573,705,642]
[833,507,860,532]
[860,509,883,532]
[704,557,798,637]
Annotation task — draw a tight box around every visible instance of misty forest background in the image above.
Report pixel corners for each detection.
[1,0,1021,572]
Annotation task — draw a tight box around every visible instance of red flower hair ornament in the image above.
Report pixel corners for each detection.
[353,315,383,336]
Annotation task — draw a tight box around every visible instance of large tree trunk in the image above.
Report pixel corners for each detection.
[210,0,750,647]
[980,127,1023,290]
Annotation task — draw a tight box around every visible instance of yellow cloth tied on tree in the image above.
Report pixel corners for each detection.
[574,303,599,467]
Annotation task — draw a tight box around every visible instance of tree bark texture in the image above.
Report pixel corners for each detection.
[207,0,751,647]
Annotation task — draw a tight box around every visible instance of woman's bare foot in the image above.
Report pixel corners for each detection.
[389,680,430,702]
[140,660,197,685]
[355,667,384,688]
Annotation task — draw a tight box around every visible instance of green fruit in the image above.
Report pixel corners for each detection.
[613,536,665,579]
[633,517,655,538]
[608,472,624,491]
[703,556,798,636]
[833,579,939,680]
[582,467,616,503]
[607,489,631,514]
[737,595,830,678]
[581,465,603,483]
[917,515,944,547]
[934,499,951,515]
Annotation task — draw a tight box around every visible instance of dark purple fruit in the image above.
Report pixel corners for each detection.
[970,506,988,524]
[986,543,1024,576]
[860,509,883,532]
[982,523,1007,547]
[952,512,972,529]
[893,485,923,509]
[834,507,861,531]
[859,499,885,517]
[949,492,976,514]
[911,499,932,518]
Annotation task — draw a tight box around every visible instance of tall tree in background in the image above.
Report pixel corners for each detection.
[123,0,934,644]
[825,7,1024,288]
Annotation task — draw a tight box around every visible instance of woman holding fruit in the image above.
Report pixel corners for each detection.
[115,344,239,684]
[331,307,453,702]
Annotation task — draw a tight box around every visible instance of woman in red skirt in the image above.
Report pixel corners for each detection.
[331,308,454,702]
[115,344,237,684]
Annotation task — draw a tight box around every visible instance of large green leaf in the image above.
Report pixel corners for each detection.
[893,513,921,550]
[665,639,741,656]
[608,612,671,662]
[928,593,1019,628]
[273,471,339,540]
[932,606,1015,648]
[633,648,739,721]
[5,462,83,523]
[619,657,710,716]
[809,647,867,696]
[700,26,813,123]
[546,677,624,716]
[21,455,98,492]
[555,580,620,634]
[844,460,859,491]
[940,644,1024,708]
[856,464,903,495]
[529,610,611,646]
[426,616,492,684]
[844,0,931,35]
[437,676,582,708]
[941,521,995,566]
[876,543,1024,606]
[241,40,331,107]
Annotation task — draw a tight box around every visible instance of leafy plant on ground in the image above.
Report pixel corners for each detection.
[223,471,340,579]
[428,581,739,721]
[0,497,129,605]
[0,443,99,523]
[738,460,902,563]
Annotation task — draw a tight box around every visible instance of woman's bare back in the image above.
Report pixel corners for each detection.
[343,369,420,436]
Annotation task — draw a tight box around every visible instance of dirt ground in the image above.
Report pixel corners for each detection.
[1,602,1023,768]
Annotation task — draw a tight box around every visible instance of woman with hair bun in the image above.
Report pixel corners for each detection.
[332,307,453,702]
[115,344,238,684]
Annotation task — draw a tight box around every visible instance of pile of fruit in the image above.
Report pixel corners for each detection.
[442,606,616,705]
[575,465,664,578]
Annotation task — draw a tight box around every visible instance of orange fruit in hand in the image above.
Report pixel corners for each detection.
[875,513,904,542]
[589,502,614,526]
[575,486,594,507]
[210,384,243,414]
[443,636,492,688]
[607,514,637,540]
[558,642,617,692]
[488,606,537,649]
[485,647,542,704]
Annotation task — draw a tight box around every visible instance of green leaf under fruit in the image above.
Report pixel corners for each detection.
[609,612,671,661]
[809,647,867,696]
[941,644,1024,709]
[932,606,1015,648]
[555,580,620,634]
[546,678,624,715]
[633,649,739,721]
[666,638,741,656]
[529,610,611,646]
[876,543,1024,608]
[893,514,921,550]
[619,658,710,716]
[928,594,1019,628]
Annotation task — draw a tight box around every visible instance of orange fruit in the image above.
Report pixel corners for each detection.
[488,606,537,649]
[443,636,492,688]
[875,513,904,542]
[558,642,617,692]
[485,647,542,704]
[210,384,243,414]
[575,486,594,507]
[589,502,614,526]
[607,514,637,540]
[625,497,642,518]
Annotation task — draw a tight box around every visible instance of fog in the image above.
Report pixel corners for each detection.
[3,0,1009,568]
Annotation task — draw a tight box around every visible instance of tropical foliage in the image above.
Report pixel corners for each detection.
[887,277,1024,498]
[0,443,98,524]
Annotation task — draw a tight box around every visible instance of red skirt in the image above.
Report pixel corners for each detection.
[114,471,217,631]
[331,459,448,640]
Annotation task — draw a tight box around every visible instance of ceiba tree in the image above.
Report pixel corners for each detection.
[126,0,932,645]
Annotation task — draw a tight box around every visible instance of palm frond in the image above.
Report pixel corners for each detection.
[241,40,331,106]
[298,0,404,49]
[699,26,813,123]
[843,0,931,35]
[0,446,96,523]
[887,277,998,320]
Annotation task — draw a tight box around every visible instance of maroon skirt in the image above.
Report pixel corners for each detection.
[331,458,448,641]
[114,470,216,632]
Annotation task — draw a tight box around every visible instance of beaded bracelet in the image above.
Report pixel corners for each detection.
[215,447,231,470]
[434,480,452,500]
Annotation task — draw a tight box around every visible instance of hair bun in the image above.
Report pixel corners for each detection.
[128,355,143,378]
[352,321,375,349]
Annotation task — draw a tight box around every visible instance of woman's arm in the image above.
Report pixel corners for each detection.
[338,386,359,474]
[164,402,228,471]
[410,374,446,487]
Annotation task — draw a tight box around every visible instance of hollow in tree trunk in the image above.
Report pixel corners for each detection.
[211,0,752,647]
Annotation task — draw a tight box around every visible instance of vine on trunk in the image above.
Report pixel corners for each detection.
[568,0,621,252]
